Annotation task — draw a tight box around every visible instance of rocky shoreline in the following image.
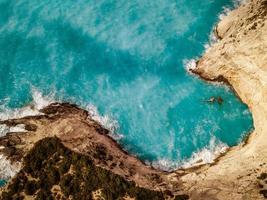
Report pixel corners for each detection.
[1,0,267,199]
[184,0,267,199]
[0,103,188,199]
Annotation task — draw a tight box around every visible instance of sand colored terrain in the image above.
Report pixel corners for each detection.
[182,0,267,199]
[0,0,267,199]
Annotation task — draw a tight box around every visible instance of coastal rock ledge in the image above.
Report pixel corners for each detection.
[0,0,267,199]
[0,103,188,200]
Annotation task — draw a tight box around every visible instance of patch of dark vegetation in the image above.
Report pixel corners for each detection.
[260,190,267,198]
[258,173,267,180]
[0,133,24,162]
[174,194,190,200]
[1,137,188,200]
[258,173,267,198]
[24,123,37,132]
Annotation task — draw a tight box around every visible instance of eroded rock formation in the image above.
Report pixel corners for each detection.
[0,0,267,199]
[0,103,187,199]
[184,0,267,199]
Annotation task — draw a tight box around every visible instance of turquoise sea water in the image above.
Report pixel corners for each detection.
[0,179,6,187]
[0,0,253,170]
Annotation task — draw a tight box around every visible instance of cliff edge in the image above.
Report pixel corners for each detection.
[184,0,267,199]
[0,103,188,199]
[0,0,267,199]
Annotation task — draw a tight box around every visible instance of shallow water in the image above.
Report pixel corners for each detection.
[0,0,253,170]
[0,179,6,187]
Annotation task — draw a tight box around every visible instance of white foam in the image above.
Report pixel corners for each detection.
[183,59,197,73]
[0,124,27,138]
[151,159,179,172]
[31,88,54,110]
[0,125,9,137]
[0,105,39,121]
[183,30,219,73]
[204,0,247,53]
[204,31,218,51]
[181,137,228,168]
[0,88,55,181]
[86,104,123,140]
[219,6,232,21]
[0,154,20,180]
[150,136,228,171]
[184,0,244,73]
[0,88,54,121]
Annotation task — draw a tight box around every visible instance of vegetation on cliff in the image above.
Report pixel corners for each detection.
[1,137,189,200]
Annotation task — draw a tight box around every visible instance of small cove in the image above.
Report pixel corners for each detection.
[0,0,253,172]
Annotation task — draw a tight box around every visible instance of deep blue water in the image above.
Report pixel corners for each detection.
[0,0,253,169]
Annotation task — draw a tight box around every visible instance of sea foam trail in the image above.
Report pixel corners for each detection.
[0,88,230,171]
[0,89,123,180]
[181,137,228,168]
[151,137,228,171]
[178,0,247,171]
[177,2,238,171]
[86,104,122,140]
[0,88,54,121]
[0,88,55,180]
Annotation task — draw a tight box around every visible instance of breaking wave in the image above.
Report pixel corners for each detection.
[0,87,121,139]
[0,0,253,175]
[0,155,20,180]
[0,88,54,121]
[181,137,228,168]
[86,104,122,140]
[184,59,197,73]
[151,136,228,171]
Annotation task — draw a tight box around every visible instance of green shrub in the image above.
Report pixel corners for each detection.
[174,194,190,200]
[1,137,186,200]
[24,180,37,195]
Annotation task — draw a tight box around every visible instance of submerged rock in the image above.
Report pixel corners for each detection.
[205,96,224,105]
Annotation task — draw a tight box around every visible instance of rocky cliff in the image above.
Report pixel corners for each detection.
[0,0,267,199]
[0,103,188,200]
[184,0,267,199]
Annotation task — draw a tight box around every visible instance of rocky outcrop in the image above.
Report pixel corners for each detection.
[0,103,188,199]
[1,137,189,200]
[1,0,267,199]
[184,0,267,199]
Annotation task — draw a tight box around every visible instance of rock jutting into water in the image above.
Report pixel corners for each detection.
[0,0,267,199]
[1,137,190,200]
[185,0,267,199]
[0,0,253,168]
[0,103,188,199]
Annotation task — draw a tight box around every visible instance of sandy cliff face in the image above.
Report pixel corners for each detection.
[0,0,267,199]
[183,0,267,199]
